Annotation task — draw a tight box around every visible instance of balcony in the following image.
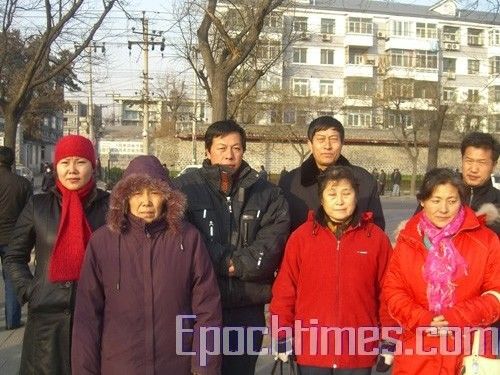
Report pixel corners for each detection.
[384,67,438,81]
[344,64,374,77]
[344,96,373,107]
[344,33,373,47]
[385,36,438,51]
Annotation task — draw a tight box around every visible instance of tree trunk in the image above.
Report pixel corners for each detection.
[426,105,447,171]
[410,160,418,197]
[3,108,18,151]
[211,74,229,122]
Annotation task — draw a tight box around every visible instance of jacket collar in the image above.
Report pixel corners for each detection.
[126,214,167,235]
[308,209,374,237]
[466,178,495,199]
[399,205,481,246]
[300,154,351,187]
[200,159,258,193]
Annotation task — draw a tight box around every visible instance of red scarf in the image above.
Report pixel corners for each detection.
[49,178,95,282]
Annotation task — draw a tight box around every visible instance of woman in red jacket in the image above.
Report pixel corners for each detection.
[383,168,500,375]
[270,166,394,375]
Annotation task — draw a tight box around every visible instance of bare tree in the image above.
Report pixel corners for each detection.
[0,0,119,153]
[173,0,292,122]
[153,74,189,137]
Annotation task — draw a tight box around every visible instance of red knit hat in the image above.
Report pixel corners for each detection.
[54,135,96,168]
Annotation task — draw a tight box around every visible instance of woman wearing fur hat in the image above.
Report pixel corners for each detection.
[4,135,109,375]
[72,155,222,375]
[382,168,500,375]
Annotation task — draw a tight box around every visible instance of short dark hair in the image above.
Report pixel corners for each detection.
[307,116,345,142]
[417,168,465,203]
[0,146,14,167]
[317,165,359,199]
[204,120,246,152]
[460,132,499,163]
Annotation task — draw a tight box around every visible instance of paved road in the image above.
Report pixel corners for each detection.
[0,195,415,374]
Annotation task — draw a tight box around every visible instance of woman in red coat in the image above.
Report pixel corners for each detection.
[383,168,500,375]
[270,166,394,375]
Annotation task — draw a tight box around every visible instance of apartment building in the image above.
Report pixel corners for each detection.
[246,0,500,132]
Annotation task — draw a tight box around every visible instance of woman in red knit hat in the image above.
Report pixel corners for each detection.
[4,135,109,375]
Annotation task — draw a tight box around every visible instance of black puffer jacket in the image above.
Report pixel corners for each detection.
[465,178,500,234]
[174,160,290,308]
[4,187,109,375]
[279,154,385,231]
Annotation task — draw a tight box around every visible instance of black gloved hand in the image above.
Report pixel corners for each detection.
[375,340,396,372]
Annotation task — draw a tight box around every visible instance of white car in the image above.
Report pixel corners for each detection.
[178,164,202,176]
[492,174,500,190]
[15,165,34,184]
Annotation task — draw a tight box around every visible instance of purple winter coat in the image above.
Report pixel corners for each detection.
[72,172,222,375]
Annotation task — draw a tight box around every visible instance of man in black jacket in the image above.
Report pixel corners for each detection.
[279,116,385,231]
[0,146,32,329]
[460,132,500,233]
[174,120,290,375]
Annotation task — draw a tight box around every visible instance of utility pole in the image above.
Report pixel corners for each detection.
[128,12,165,155]
[105,91,119,126]
[75,41,105,150]
[192,47,199,164]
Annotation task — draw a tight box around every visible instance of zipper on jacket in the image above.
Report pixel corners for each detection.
[469,187,474,206]
[209,220,214,242]
[335,238,341,367]
[243,221,249,247]
[226,196,232,213]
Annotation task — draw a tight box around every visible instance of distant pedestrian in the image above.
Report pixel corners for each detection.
[4,135,109,375]
[379,169,387,196]
[72,155,221,375]
[0,146,32,330]
[258,164,268,180]
[391,168,402,196]
[280,166,287,180]
[41,163,55,192]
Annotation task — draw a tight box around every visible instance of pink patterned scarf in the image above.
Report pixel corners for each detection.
[419,206,467,313]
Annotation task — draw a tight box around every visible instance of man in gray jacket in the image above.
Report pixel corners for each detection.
[0,146,32,329]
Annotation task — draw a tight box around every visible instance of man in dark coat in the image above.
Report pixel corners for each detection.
[0,146,32,330]
[4,135,109,375]
[279,116,384,231]
[72,155,221,375]
[174,120,290,375]
[460,132,500,234]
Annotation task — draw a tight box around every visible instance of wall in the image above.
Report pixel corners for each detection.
[154,137,462,175]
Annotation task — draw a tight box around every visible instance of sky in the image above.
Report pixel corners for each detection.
[61,0,489,117]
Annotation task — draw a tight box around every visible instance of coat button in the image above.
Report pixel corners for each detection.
[64,281,71,288]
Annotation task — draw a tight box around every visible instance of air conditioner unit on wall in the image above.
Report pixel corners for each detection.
[375,116,383,124]
[447,72,456,80]
[299,32,310,41]
[322,33,332,42]
[443,42,460,51]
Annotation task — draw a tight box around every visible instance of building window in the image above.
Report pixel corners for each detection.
[468,28,484,46]
[348,51,363,64]
[388,112,412,128]
[320,49,334,65]
[321,18,335,34]
[467,89,480,102]
[345,79,373,96]
[385,79,413,98]
[490,29,500,46]
[490,57,500,74]
[284,110,295,124]
[389,49,412,67]
[468,59,480,74]
[492,86,500,102]
[443,58,456,72]
[415,50,437,69]
[416,23,437,38]
[292,78,309,96]
[391,21,411,37]
[443,87,457,101]
[347,111,372,127]
[293,17,308,32]
[293,48,307,63]
[319,80,335,96]
[256,39,281,60]
[493,115,500,131]
[443,25,460,42]
[265,12,282,29]
[347,17,373,34]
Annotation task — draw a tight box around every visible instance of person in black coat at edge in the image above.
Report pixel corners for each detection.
[0,146,32,330]
[279,115,385,232]
[4,135,109,375]
[174,120,290,375]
